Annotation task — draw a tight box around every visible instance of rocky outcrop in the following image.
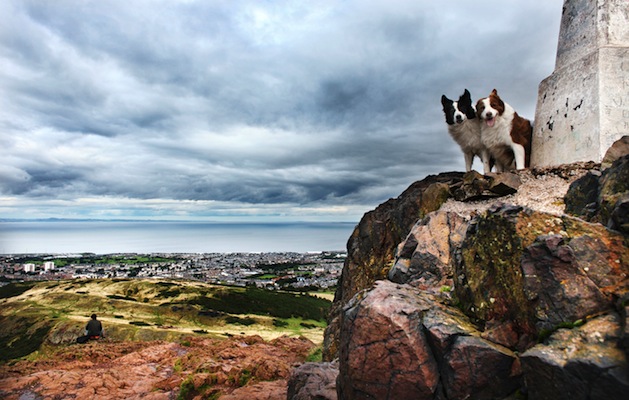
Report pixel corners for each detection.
[319,153,629,399]
[566,153,629,234]
[323,172,464,360]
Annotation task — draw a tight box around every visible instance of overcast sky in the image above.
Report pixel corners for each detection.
[0,0,562,222]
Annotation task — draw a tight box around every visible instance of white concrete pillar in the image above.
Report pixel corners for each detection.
[532,0,629,167]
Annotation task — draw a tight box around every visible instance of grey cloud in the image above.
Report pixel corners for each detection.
[0,0,564,220]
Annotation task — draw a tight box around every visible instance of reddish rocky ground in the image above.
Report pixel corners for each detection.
[0,335,315,399]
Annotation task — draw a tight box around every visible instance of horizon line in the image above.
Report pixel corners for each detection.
[0,217,359,224]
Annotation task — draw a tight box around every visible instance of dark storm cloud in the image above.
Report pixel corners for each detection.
[0,0,563,220]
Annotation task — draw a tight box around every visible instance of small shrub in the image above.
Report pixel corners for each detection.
[439,285,452,293]
[129,321,151,326]
[306,347,323,362]
[177,376,195,400]
[238,369,252,387]
[273,319,289,328]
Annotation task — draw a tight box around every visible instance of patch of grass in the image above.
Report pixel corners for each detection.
[0,282,36,299]
[306,346,323,362]
[225,316,257,326]
[538,319,586,342]
[157,281,179,287]
[177,376,195,400]
[153,312,165,326]
[249,273,278,279]
[157,288,182,298]
[107,294,137,301]
[189,286,331,321]
[0,316,53,362]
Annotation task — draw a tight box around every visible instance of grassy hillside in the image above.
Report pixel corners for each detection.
[0,279,331,362]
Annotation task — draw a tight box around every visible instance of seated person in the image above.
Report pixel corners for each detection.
[85,313,104,339]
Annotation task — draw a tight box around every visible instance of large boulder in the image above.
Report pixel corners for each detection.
[601,135,629,169]
[565,153,629,233]
[338,281,440,400]
[522,234,627,333]
[338,280,525,400]
[323,172,463,360]
[422,306,522,400]
[454,204,629,351]
[388,211,468,292]
[521,313,629,400]
[440,336,520,400]
[599,155,629,232]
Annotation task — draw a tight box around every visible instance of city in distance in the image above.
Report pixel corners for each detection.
[0,251,346,293]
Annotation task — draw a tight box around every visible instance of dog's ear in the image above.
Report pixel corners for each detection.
[441,95,452,106]
[460,89,472,105]
[475,99,484,118]
[460,90,476,118]
[491,88,498,96]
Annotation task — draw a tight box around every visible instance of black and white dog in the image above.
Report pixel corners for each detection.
[441,89,491,173]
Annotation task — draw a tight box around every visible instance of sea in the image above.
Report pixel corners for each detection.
[0,220,357,255]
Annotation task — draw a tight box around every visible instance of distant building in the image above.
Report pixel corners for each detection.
[23,263,36,273]
[43,261,55,271]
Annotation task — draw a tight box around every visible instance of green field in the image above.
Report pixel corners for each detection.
[0,279,331,362]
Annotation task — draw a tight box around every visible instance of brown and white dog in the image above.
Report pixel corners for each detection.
[476,89,532,172]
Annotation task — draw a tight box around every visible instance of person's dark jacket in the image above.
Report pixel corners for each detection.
[86,319,103,337]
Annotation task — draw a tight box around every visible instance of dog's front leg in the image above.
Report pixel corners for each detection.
[480,149,492,174]
[464,152,474,172]
[512,143,526,170]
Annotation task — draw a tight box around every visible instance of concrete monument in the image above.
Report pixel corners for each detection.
[531,0,629,167]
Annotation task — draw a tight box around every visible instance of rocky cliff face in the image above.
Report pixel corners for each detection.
[311,145,629,399]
